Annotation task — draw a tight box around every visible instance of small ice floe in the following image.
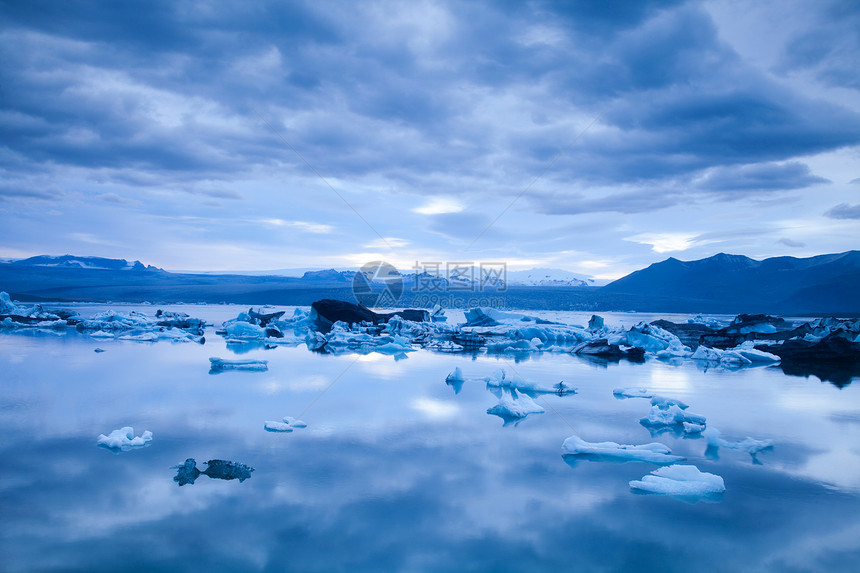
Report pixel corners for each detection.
[208,357,268,373]
[172,458,254,486]
[562,435,684,464]
[630,465,725,498]
[650,395,689,410]
[613,387,654,399]
[487,388,544,426]
[264,416,308,432]
[97,427,153,452]
[446,367,466,394]
[484,368,575,396]
[691,343,780,367]
[641,404,706,427]
[703,428,773,462]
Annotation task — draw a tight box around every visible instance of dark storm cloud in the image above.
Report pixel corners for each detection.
[0,0,858,213]
[825,203,860,220]
[778,0,860,89]
[0,180,64,201]
[778,238,806,248]
[531,189,681,216]
[698,162,829,193]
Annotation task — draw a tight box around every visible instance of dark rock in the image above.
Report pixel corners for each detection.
[172,458,254,486]
[310,299,429,333]
[172,458,201,486]
[248,308,285,326]
[265,326,284,338]
[650,320,716,349]
[202,459,255,482]
[572,339,645,362]
[756,334,860,387]
[451,332,486,349]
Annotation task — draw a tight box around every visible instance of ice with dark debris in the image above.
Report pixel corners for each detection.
[97,427,153,452]
[484,368,576,396]
[630,465,725,497]
[209,357,268,373]
[562,435,684,464]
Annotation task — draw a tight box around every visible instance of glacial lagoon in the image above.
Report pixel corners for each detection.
[2,304,860,572]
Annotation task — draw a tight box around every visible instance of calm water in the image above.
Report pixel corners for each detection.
[1,305,859,572]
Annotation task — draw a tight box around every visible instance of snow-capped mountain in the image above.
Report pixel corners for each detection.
[8,255,162,271]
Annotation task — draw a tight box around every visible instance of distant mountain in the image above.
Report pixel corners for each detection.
[603,251,860,314]
[3,252,859,314]
[505,268,602,287]
[10,255,162,272]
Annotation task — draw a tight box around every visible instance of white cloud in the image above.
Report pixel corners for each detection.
[410,397,460,420]
[625,232,698,253]
[412,197,464,215]
[261,219,333,234]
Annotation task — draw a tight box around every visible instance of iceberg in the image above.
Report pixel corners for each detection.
[641,404,706,427]
[561,435,684,464]
[629,464,725,496]
[97,427,153,452]
[691,343,778,366]
[209,357,268,373]
[484,369,575,396]
[612,387,654,399]
[487,388,544,425]
[264,416,308,432]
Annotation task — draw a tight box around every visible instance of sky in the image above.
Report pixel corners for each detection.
[1,0,859,279]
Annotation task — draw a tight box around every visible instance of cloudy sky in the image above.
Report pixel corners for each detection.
[1,0,859,278]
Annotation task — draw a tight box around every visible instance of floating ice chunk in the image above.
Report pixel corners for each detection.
[650,395,689,410]
[209,357,268,373]
[683,422,706,434]
[613,387,654,399]
[446,367,466,394]
[703,427,773,458]
[223,321,267,339]
[688,315,721,328]
[562,435,684,464]
[90,330,115,338]
[630,465,725,496]
[97,427,153,452]
[118,331,159,342]
[484,369,575,396]
[283,417,307,428]
[732,341,781,363]
[264,416,307,432]
[641,404,706,427]
[264,421,293,432]
[487,388,544,424]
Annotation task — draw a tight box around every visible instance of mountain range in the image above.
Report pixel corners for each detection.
[1,252,859,314]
